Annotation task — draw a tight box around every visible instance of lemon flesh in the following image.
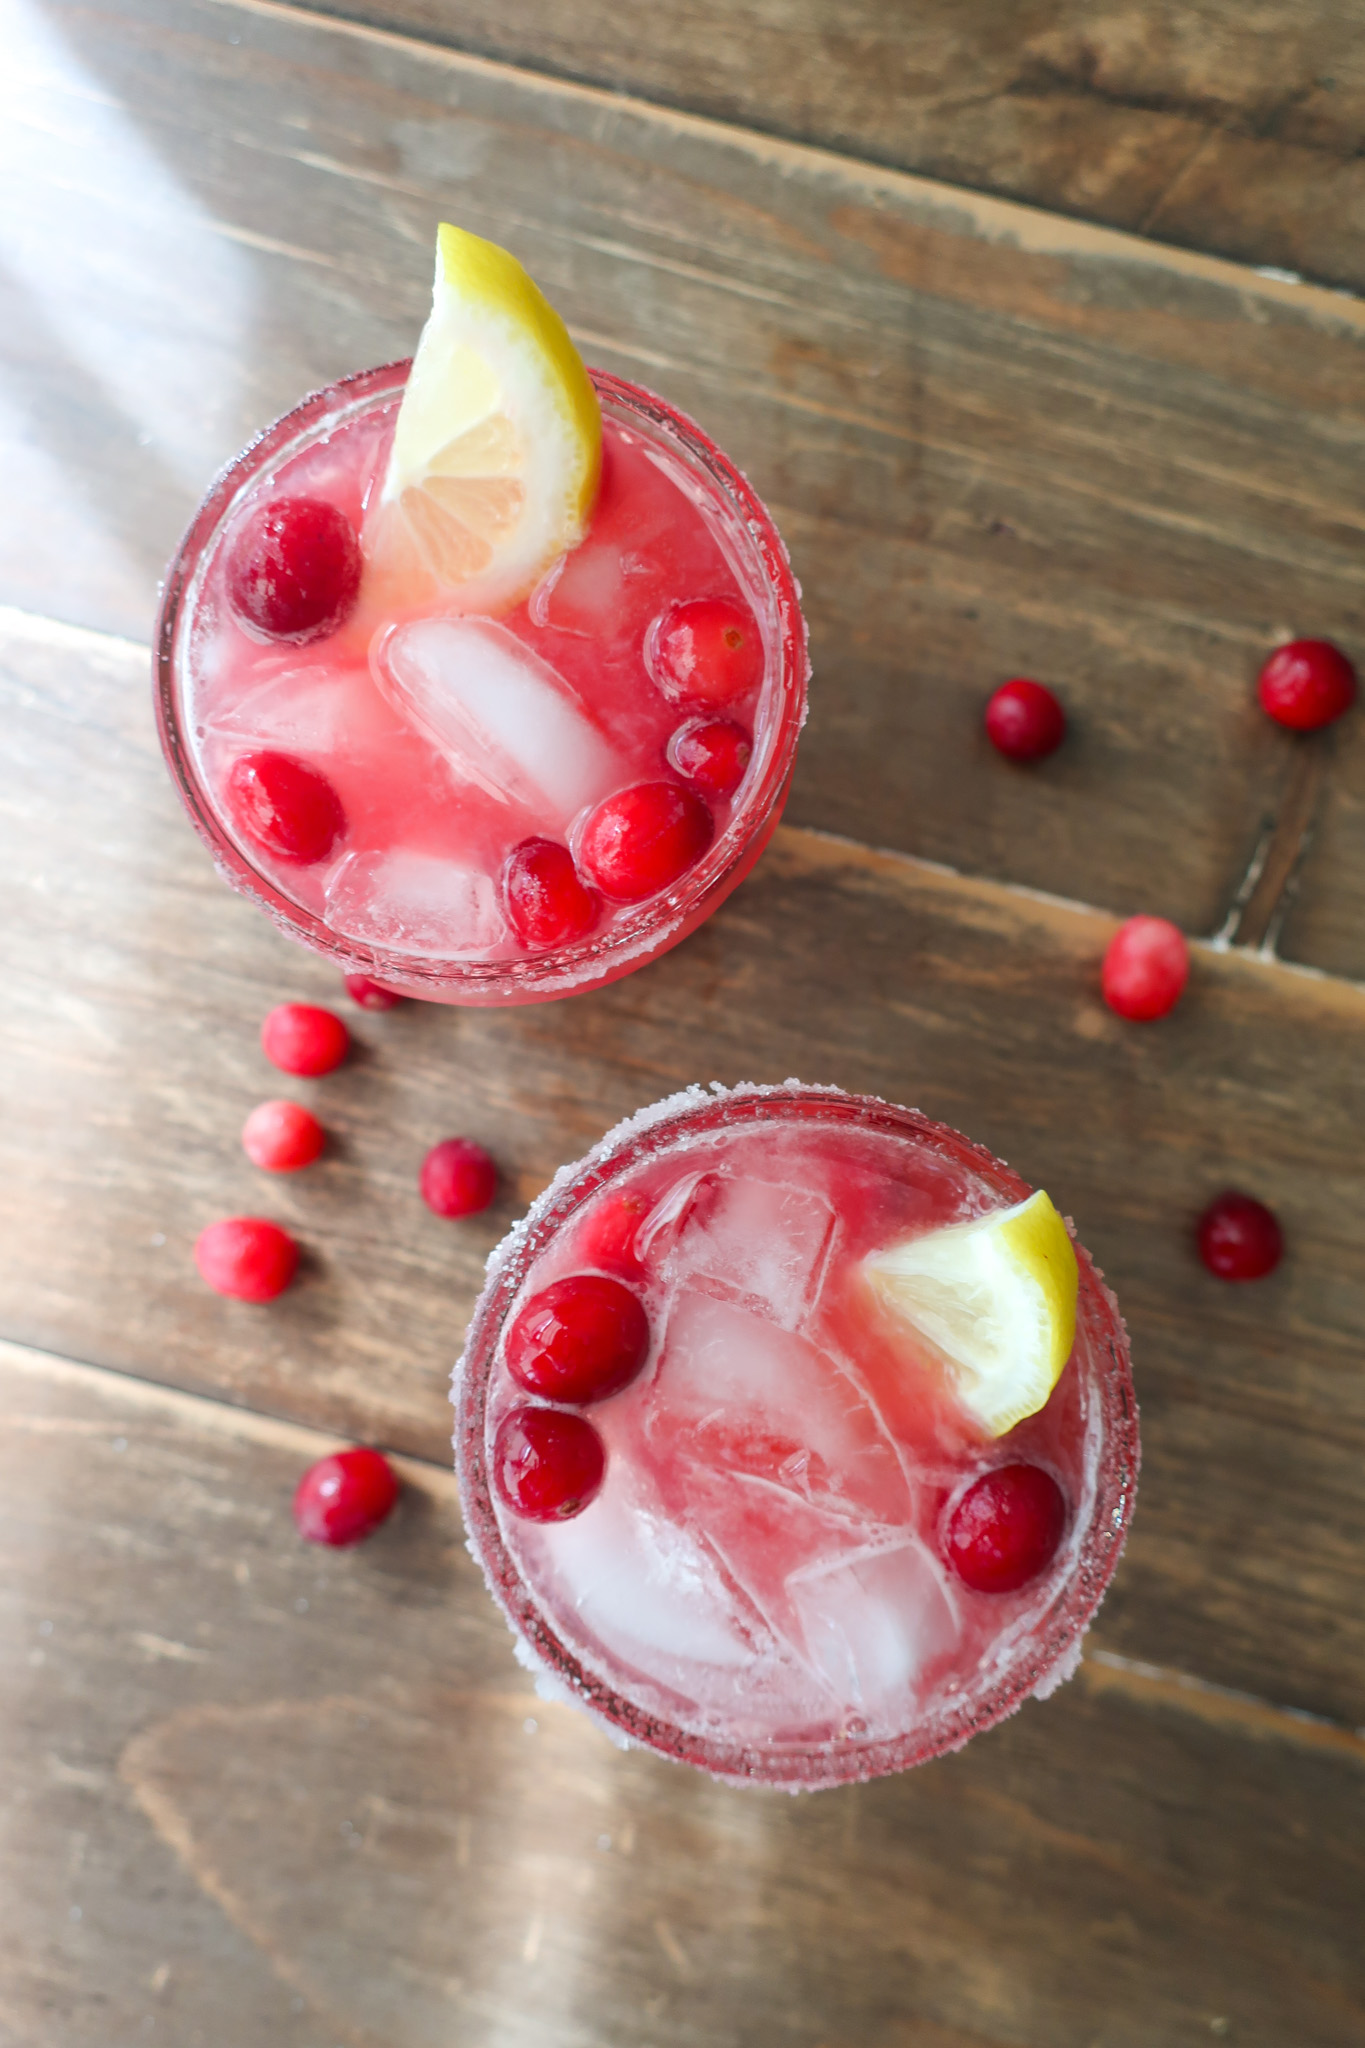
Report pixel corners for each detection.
[368,223,602,613]
[863,1189,1078,1437]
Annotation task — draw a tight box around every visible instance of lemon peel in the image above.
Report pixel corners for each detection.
[863,1189,1078,1437]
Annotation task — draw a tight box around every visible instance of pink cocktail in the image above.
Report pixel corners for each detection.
[456,1084,1138,1789]
[156,365,806,1004]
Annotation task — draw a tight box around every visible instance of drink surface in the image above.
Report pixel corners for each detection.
[173,374,794,992]
[460,1086,1137,1787]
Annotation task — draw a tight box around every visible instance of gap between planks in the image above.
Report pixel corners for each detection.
[5,1332,1363,1768]
[3,602,1356,990]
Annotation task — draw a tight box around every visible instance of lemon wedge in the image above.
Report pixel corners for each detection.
[863,1190,1078,1437]
[366,223,602,612]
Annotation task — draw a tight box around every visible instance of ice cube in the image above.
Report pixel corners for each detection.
[204,659,396,756]
[646,1292,908,1519]
[679,1466,876,1658]
[537,1464,758,1677]
[324,849,505,957]
[372,616,625,826]
[671,1175,838,1329]
[786,1538,961,1715]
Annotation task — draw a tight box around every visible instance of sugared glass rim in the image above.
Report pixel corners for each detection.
[454,1082,1140,1790]
[154,363,809,1002]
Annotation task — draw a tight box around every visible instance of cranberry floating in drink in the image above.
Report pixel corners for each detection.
[155,225,807,1004]
[455,1084,1138,1789]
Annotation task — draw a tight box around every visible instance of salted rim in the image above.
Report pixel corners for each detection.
[153,364,809,1003]
[453,1081,1141,1790]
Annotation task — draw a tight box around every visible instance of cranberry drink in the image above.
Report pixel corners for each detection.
[156,228,806,1003]
[457,1085,1138,1789]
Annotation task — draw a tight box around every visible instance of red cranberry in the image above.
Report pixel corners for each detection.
[667,717,753,798]
[493,1405,606,1521]
[344,975,402,1011]
[502,838,600,949]
[293,1447,399,1546]
[227,495,362,643]
[985,679,1066,761]
[261,1003,350,1077]
[574,1189,649,1276]
[945,1464,1066,1593]
[1257,639,1356,732]
[420,1138,497,1218]
[1197,1190,1283,1281]
[648,598,763,707]
[227,751,347,867]
[578,782,713,902]
[195,1217,299,1302]
[506,1275,650,1405]
[1101,916,1188,1022]
[242,1099,325,1172]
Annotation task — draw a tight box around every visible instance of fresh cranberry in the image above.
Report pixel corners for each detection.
[195,1217,299,1303]
[578,783,713,902]
[648,597,764,707]
[242,1099,325,1172]
[574,1190,649,1276]
[293,1447,399,1546]
[344,975,402,1011]
[1257,639,1356,732]
[667,717,753,798]
[227,751,347,867]
[1101,916,1189,1022]
[261,1003,350,1077]
[227,495,362,643]
[945,1464,1066,1593]
[493,1405,606,1521]
[506,1275,650,1405]
[1197,1190,1283,1281]
[502,838,600,949]
[985,679,1066,761]
[420,1138,497,1218]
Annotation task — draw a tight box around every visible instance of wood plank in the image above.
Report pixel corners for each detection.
[3,1340,1361,2048]
[1270,714,1365,982]
[3,609,1364,1732]
[7,0,1365,938]
[286,0,1365,296]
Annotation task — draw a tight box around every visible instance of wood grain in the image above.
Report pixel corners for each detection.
[4,609,1364,1733]
[286,0,1365,295]
[3,1340,1361,2048]
[7,0,1365,941]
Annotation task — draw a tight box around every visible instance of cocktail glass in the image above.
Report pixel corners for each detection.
[456,1082,1139,1789]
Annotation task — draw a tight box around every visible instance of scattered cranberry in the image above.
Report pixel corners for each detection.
[493,1405,606,1521]
[648,597,763,707]
[502,837,600,950]
[420,1138,497,1219]
[667,716,753,798]
[506,1275,650,1405]
[1197,1190,1284,1281]
[1101,916,1189,1022]
[1257,639,1356,732]
[344,975,402,1011]
[574,1189,649,1276]
[261,1003,350,1077]
[242,1099,326,1172]
[195,1216,299,1303]
[293,1447,399,1546]
[578,782,713,902]
[945,1464,1066,1593]
[227,495,362,643]
[227,751,347,867]
[985,679,1066,761]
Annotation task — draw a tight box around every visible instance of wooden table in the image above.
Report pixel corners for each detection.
[3,2,1363,2041]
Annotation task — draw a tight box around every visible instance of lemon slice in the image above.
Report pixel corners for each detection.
[863,1190,1078,1437]
[366,223,602,613]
